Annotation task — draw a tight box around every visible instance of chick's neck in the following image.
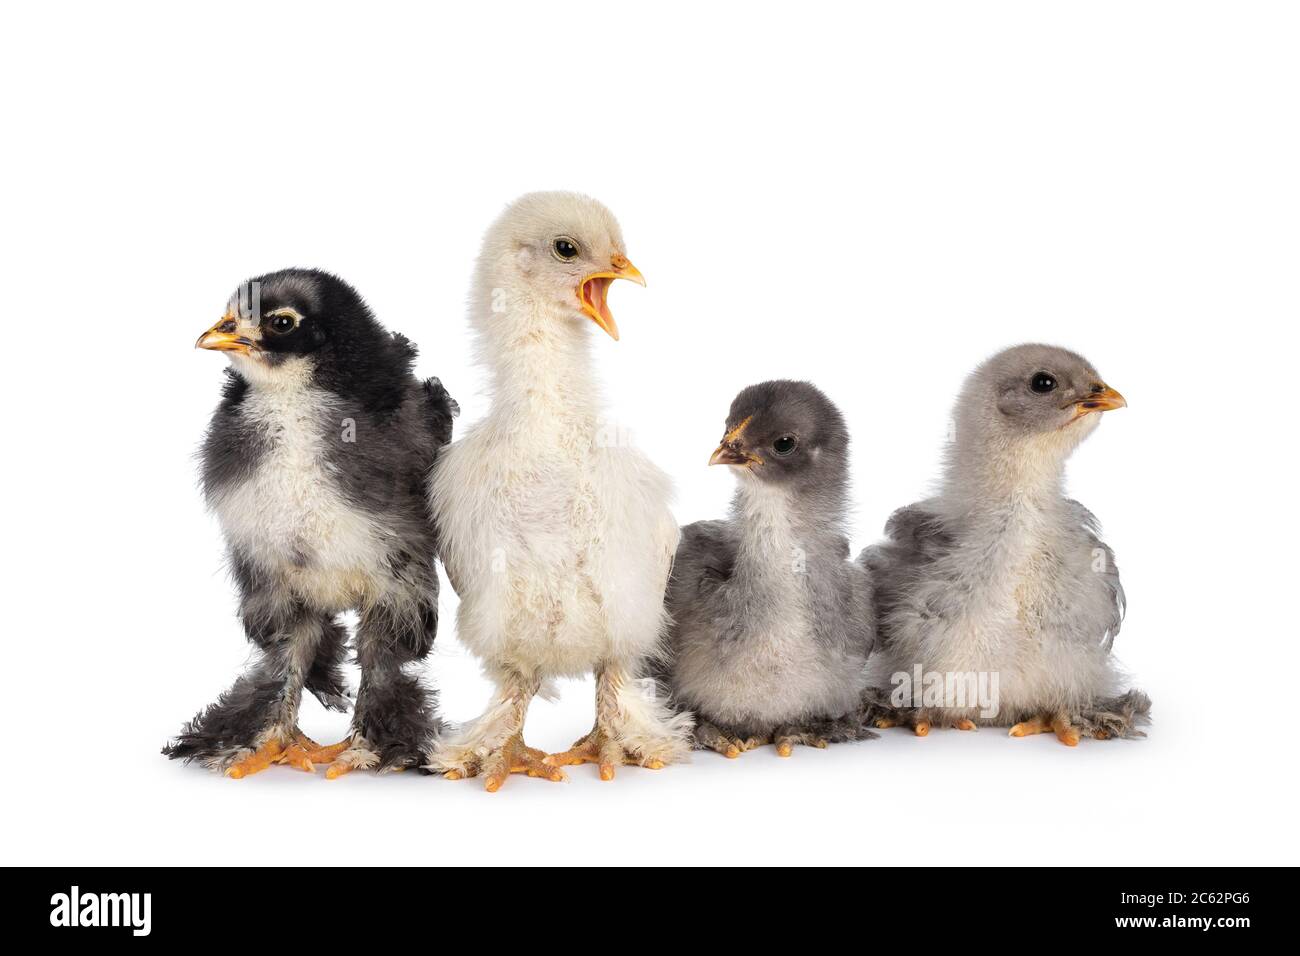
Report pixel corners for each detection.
[477,284,606,431]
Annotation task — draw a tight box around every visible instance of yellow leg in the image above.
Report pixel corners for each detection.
[226,739,283,779]
[544,669,671,780]
[954,718,978,731]
[482,734,566,792]
[875,715,929,736]
[1008,715,1052,738]
[695,722,758,759]
[1051,716,1081,747]
[546,727,657,781]
[280,732,351,773]
[773,733,829,757]
[1009,714,1081,746]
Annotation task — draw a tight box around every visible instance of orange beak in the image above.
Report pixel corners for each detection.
[579,253,646,341]
[1070,384,1127,420]
[196,315,257,353]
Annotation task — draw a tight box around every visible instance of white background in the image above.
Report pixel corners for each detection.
[2,1,1297,866]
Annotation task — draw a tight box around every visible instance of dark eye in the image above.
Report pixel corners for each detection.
[773,436,797,456]
[267,313,297,334]
[1030,372,1057,393]
[552,237,579,261]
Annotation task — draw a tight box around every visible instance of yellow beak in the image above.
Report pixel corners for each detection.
[196,316,256,353]
[579,253,646,341]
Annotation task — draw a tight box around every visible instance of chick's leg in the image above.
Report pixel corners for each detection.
[167,599,330,777]
[1008,713,1080,746]
[874,710,933,737]
[772,728,828,757]
[324,598,445,779]
[545,666,691,780]
[428,670,563,792]
[693,719,762,759]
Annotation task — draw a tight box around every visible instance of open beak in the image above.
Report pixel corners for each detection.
[1070,384,1127,420]
[579,253,646,342]
[196,316,257,354]
[709,416,762,467]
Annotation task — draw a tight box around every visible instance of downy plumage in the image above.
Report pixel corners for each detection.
[428,192,690,790]
[164,268,456,776]
[658,381,876,757]
[862,344,1149,744]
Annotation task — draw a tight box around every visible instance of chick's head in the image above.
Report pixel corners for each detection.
[475,191,644,341]
[196,269,394,387]
[957,343,1126,459]
[709,380,849,493]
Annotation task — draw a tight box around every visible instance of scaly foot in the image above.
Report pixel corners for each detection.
[875,715,932,737]
[444,734,565,792]
[225,739,284,779]
[225,730,353,778]
[693,721,766,759]
[283,732,352,773]
[773,727,829,757]
[1008,714,1080,746]
[545,725,665,781]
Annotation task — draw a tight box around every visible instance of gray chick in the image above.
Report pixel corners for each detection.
[658,381,876,758]
[862,344,1149,745]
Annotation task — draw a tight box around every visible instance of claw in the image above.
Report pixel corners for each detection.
[279,744,317,773]
[1052,717,1081,747]
[1009,715,1051,738]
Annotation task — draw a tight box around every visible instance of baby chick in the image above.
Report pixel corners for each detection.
[659,381,876,758]
[428,193,690,791]
[164,269,457,777]
[862,344,1149,744]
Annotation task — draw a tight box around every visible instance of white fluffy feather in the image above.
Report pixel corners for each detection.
[431,193,689,768]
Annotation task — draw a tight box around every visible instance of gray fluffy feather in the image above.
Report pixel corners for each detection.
[656,381,876,751]
[861,344,1149,738]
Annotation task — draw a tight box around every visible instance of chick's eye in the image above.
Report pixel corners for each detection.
[552,237,579,261]
[1030,372,1057,393]
[268,314,297,334]
[773,436,797,456]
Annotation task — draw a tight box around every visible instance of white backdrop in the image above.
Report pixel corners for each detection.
[2,1,1297,866]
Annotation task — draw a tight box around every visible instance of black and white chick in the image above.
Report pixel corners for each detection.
[862,344,1149,745]
[164,268,457,777]
[658,381,876,758]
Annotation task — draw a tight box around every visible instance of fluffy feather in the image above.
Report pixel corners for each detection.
[862,344,1149,740]
[165,269,456,774]
[430,193,690,783]
[659,381,876,754]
